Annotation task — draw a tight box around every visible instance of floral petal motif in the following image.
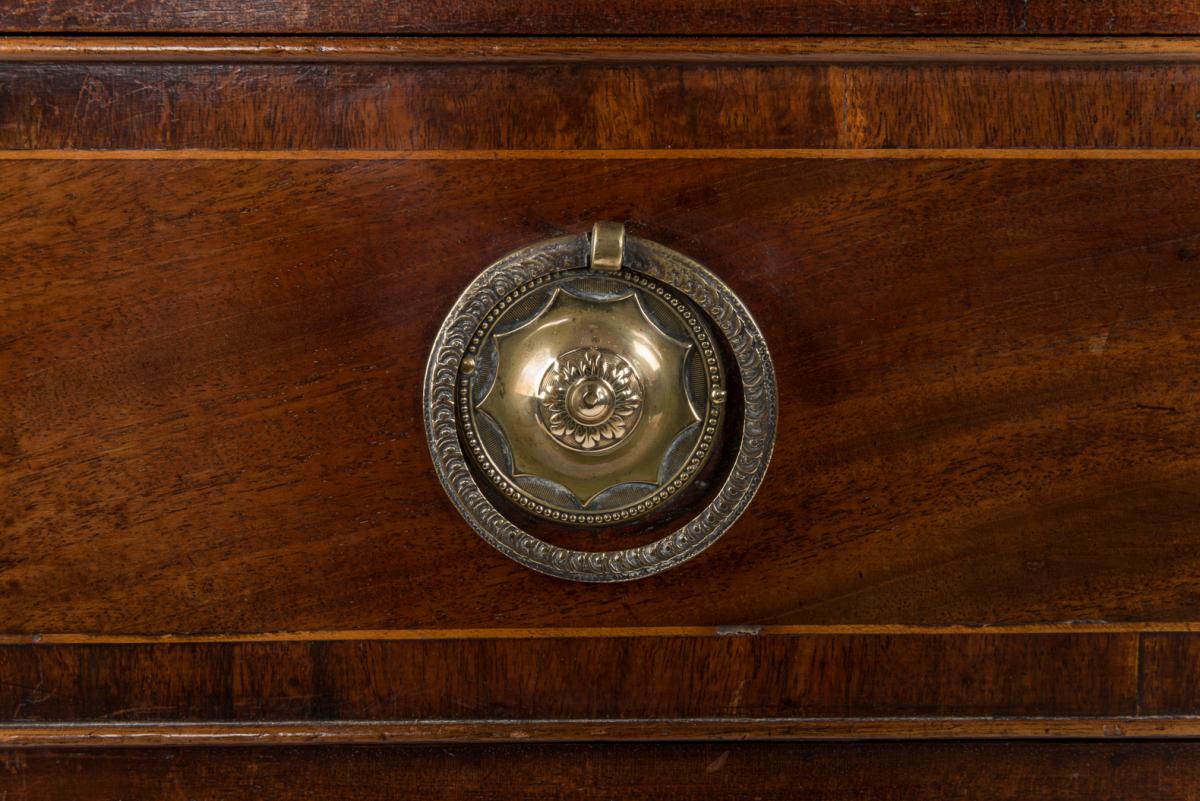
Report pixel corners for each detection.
[537,347,644,452]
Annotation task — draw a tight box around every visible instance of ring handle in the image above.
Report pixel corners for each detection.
[424,223,777,581]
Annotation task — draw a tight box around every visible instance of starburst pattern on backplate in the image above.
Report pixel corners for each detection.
[540,348,643,451]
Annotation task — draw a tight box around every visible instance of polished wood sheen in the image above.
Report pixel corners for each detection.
[6,58,1200,150]
[0,633,1139,725]
[2,155,1199,632]
[3,33,1200,795]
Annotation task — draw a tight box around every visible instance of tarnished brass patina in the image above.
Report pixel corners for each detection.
[462,223,724,525]
[425,223,776,581]
[477,286,703,501]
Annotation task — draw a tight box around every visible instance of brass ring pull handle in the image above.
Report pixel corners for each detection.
[424,223,777,582]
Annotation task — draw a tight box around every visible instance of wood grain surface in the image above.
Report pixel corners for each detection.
[12,718,1200,747]
[4,32,1200,767]
[1139,634,1200,715]
[6,60,1200,150]
[7,742,1200,800]
[2,155,1198,634]
[2,0,1200,35]
[0,633,1138,724]
[10,36,1200,64]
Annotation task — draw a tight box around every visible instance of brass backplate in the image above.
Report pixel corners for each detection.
[463,263,724,525]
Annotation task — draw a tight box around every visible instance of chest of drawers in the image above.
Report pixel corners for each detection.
[4,2,1200,797]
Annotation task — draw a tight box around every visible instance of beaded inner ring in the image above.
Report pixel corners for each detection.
[457,268,725,526]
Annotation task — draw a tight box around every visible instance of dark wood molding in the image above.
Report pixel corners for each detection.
[6,718,1200,747]
[2,0,1200,35]
[1,621,1197,645]
[7,149,1200,160]
[0,630,1180,745]
[8,742,1200,800]
[5,37,1200,64]
[6,60,1200,151]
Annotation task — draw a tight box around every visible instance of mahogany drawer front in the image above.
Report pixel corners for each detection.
[4,153,1200,633]
[7,48,1200,151]
[3,36,1200,759]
